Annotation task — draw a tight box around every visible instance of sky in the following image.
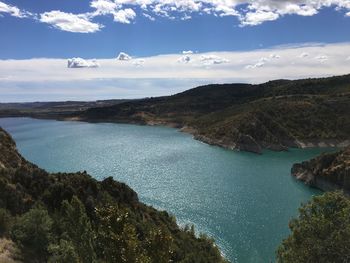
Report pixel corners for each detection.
[0,0,350,102]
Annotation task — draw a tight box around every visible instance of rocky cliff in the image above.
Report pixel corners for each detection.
[291,146,350,192]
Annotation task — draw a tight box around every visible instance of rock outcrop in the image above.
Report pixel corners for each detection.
[291,146,350,192]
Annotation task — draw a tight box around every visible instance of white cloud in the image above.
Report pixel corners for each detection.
[2,0,350,31]
[0,1,32,18]
[104,0,350,26]
[246,57,269,69]
[346,56,350,60]
[90,0,118,15]
[113,8,136,23]
[299,52,309,58]
[240,10,279,26]
[200,55,229,65]
[270,53,281,59]
[182,50,194,54]
[178,55,191,63]
[143,13,155,21]
[133,59,145,67]
[40,11,102,33]
[1,43,350,84]
[315,55,328,62]
[117,52,132,61]
[67,58,100,68]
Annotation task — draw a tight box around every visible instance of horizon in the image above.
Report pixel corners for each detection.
[0,72,349,103]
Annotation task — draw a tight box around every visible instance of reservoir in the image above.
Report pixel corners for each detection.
[0,117,327,263]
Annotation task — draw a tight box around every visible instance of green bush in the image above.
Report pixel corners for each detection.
[277,191,350,263]
[11,206,53,261]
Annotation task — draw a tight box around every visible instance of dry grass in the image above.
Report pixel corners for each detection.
[0,238,22,263]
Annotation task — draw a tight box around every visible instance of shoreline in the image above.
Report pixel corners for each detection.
[2,114,349,154]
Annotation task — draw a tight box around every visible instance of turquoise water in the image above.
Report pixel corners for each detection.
[0,117,329,263]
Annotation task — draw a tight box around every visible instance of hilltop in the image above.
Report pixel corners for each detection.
[0,127,227,263]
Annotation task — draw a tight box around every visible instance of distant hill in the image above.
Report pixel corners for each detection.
[0,127,227,262]
[80,74,350,153]
[291,146,350,192]
[1,74,349,153]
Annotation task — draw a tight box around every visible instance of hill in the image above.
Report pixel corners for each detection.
[0,127,227,263]
[80,74,350,153]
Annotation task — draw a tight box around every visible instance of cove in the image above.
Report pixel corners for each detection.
[0,117,328,263]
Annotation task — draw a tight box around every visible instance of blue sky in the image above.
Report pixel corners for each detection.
[1,0,350,58]
[0,0,350,101]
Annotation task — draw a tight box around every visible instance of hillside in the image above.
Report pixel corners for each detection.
[79,74,350,153]
[291,146,350,192]
[0,127,227,263]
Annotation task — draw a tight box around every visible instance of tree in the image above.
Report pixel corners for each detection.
[0,208,11,236]
[277,191,350,263]
[59,196,96,263]
[96,205,150,263]
[11,206,53,261]
[48,239,80,263]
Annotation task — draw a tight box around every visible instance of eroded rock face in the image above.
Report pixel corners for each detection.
[291,146,350,192]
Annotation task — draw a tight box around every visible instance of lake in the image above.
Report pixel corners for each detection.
[0,117,328,263]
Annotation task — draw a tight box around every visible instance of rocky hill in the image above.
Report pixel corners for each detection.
[0,127,227,263]
[291,146,350,192]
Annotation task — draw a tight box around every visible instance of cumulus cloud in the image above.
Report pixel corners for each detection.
[98,0,350,26]
[2,0,350,32]
[0,1,32,18]
[112,8,136,23]
[246,53,282,69]
[200,55,229,65]
[40,11,102,33]
[178,55,191,63]
[67,58,100,68]
[117,52,132,61]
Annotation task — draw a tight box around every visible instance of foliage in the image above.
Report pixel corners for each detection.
[277,191,350,263]
[57,196,96,263]
[11,206,53,261]
[0,208,11,236]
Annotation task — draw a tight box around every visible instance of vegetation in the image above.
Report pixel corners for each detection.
[277,191,350,263]
[0,127,227,263]
[79,74,350,153]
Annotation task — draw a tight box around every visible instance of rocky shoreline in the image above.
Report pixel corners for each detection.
[291,146,350,192]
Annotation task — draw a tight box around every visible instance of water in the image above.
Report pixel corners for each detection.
[0,117,329,263]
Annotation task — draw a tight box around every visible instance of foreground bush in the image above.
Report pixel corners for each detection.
[277,191,350,263]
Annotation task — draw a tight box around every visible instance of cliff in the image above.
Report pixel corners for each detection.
[291,146,350,192]
[0,127,227,263]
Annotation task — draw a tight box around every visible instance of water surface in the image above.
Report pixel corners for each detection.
[0,117,328,263]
